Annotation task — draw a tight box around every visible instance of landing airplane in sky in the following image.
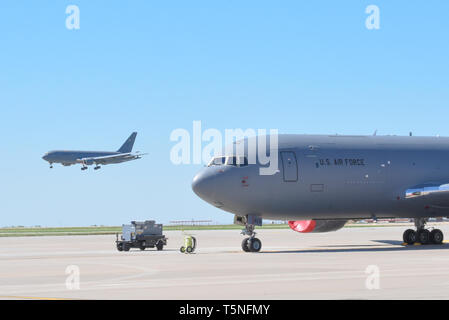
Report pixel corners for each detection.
[42,132,146,170]
[192,134,449,252]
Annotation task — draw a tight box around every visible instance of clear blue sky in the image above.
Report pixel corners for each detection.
[0,1,448,226]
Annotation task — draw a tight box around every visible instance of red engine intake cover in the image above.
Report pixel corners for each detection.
[288,220,316,233]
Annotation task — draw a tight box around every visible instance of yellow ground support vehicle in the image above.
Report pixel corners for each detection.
[180,235,197,253]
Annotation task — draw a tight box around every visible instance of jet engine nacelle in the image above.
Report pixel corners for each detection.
[288,219,347,233]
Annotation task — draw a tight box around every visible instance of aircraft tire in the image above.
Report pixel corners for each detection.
[403,229,416,245]
[430,229,444,244]
[156,241,164,251]
[417,229,430,244]
[117,243,123,252]
[241,238,250,252]
[248,238,262,252]
[186,246,193,253]
[180,246,186,253]
[123,243,130,252]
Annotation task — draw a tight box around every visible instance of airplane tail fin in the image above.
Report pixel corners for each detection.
[117,132,137,153]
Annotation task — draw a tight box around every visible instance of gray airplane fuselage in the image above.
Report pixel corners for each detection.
[42,132,141,168]
[192,134,449,221]
[42,151,121,165]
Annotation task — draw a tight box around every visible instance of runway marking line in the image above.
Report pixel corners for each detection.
[401,241,449,246]
[261,241,449,252]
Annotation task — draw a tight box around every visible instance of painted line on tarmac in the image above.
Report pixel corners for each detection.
[401,241,449,246]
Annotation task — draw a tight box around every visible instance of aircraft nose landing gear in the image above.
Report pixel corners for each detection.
[241,223,262,252]
[403,218,444,245]
[241,237,262,252]
[235,215,263,252]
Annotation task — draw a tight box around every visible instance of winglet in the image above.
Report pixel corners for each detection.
[117,132,137,153]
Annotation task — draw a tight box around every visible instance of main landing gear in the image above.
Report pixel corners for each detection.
[403,218,444,245]
[241,224,262,252]
[81,166,88,171]
[94,166,101,170]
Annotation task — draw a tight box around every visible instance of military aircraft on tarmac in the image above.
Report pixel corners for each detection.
[192,134,449,252]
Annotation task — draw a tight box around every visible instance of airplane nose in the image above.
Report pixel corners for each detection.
[191,173,206,198]
[191,169,217,201]
[42,152,51,161]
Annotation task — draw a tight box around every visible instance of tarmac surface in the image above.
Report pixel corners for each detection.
[2,224,449,300]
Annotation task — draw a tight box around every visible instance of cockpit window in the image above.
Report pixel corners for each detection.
[208,156,226,166]
[226,156,237,166]
[226,156,248,167]
[208,155,248,167]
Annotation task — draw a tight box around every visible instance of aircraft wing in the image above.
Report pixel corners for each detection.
[405,183,449,208]
[77,152,147,165]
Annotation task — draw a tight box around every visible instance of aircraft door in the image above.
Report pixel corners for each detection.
[281,151,298,182]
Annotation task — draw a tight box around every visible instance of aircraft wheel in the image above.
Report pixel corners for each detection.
[248,238,262,252]
[403,229,416,245]
[186,246,193,253]
[241,238,250,252]
[180,246,186,253]
[123,243,130,251]
[430,229,444,244]
[117,243,123,252]
[417,229,430,244]
[156,241,164,251]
